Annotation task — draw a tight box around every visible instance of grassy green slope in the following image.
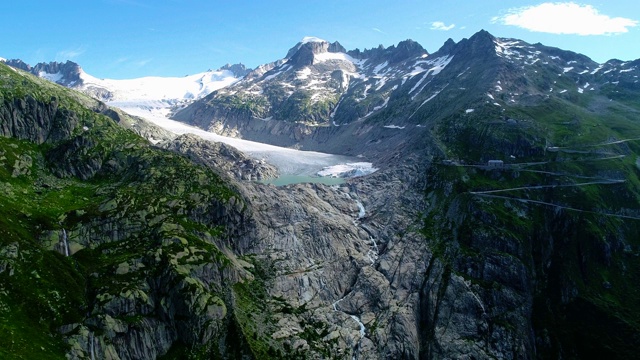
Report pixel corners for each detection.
[424,78,640,358]
[0,64,247,359]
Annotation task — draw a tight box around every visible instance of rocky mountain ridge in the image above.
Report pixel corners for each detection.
[1,58,249,105]
[170,30,639,159]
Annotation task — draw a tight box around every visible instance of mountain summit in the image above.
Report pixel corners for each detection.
[3,59,83,87]
[285,37,347,66]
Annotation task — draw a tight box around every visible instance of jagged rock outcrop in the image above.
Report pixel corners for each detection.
[0,95,76,144]
[90,101,176,142]
[218,63,252,77]
[285,38,346,59]
[159,133,278,181]
[3,59,83,86]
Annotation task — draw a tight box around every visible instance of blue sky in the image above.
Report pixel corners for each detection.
[1,1,638,79]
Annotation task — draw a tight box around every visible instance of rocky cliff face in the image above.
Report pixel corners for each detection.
[3,59,83,87]
[159,133,278,181]
[171,139,437,358]
[0,64,258,359]
[218,63,252,78]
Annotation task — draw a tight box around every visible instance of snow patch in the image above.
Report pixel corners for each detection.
[263,70,284,81]
[424,91,440,103]
[494,39,521,58]
[373,95,391,111]
[408,55,453,99]
[375,76,388,91]
[428,55,453,76]
[39,71,64,83]
[314,52,365,67]
[526,58,540,65]
[563,67,573,73]
[383,125,405,129]
[296,67,312,80]
[373,61,389,75]
[465,109,474,113]
[357,84,372,102]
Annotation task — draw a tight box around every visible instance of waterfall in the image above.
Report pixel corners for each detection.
[463,280,486,314]
[332,296,345,311]
[350,314,366,338]
[332,295,365,359]
[350,313,366,360]
[366,237,379,264]
[332,196,373,358]
[89,332,96,360]
[370,237,379,254]
[61,228,70,257]
[356,200,366,219]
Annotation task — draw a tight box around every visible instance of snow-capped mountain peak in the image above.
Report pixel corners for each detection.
[173,37,447,131]
[3,58,248,119]
[79,68,240,102]
[301,36,327,44]
[5,59,247,111]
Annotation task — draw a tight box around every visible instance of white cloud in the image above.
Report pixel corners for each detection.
[493,2,638,35]
[372,27,387,34]
[56,47,86,60]
[430,21,455,31]
[133,59,152,67]
[110,57,152,69]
